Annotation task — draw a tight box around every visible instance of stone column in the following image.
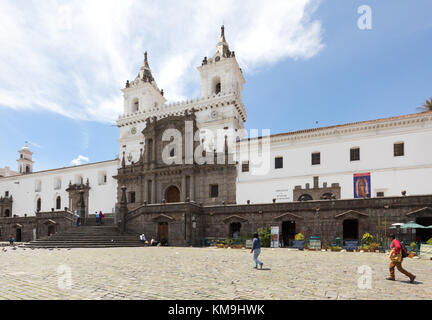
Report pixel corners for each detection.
[119,186,128,234]
[190,174,195,202]
[78,190,86,226]
[143,177,148,203]
[181,175,186,202]
[151,178,156,204]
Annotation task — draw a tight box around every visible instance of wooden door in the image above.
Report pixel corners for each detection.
[158,222,169,244]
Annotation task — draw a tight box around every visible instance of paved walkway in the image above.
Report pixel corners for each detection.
[0,246,430,300]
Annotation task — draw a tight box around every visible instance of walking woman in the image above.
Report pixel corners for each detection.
[250,232,264,269]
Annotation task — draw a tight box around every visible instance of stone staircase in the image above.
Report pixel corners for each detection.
[26,225,145,249]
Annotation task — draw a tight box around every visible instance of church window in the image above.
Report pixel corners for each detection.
[35,180,42,192]
[54,177,62,190]
[275,157,283,169]
[132,99,139,112]
[312,152,321,165]
[350,148,360,162]
[36,198,41,212]
[170,147,175,158]
[210,184,219,198]
[129,192,136,204]
[26,165,30,173]
[75,175,83,185]
[98,172,107,185]
[242,161,249,172]
[394,142,404,157]
[5,191,9,197]
[56,196,61,210]
[215,82,221,94]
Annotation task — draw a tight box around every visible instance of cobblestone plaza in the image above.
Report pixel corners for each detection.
[0,247,431,300]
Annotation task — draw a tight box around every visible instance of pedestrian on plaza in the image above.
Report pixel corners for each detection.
[9,234,14,246]
[76,215,81,227]
[386,234,416,283]
[99,211,104,225]
[95,211,100,225]
[250,232,263,269]
[140,234,146,244]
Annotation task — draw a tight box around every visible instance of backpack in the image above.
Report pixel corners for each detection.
[400,241,408,258]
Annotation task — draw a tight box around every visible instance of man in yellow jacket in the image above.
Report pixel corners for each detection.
[386,234,416,283]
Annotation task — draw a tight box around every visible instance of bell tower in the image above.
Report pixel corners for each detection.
[198,26,245,100]
[17,143,34,174]
[117,52,167,165]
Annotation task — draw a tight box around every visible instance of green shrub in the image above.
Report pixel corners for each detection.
[258,227,271,248]
[330,246,342,251]
[410,242,417,250]
[427,238,432,245]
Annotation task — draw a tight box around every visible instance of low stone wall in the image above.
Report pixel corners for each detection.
[124,195,432,246]
[0,211,75,242]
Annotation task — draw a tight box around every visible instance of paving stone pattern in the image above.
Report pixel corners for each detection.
[0,247,430,300]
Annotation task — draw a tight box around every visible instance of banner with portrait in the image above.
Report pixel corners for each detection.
[354,173,371,198]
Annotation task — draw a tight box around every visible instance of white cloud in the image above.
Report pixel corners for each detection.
[0,0,323,123]
[71,155,89,166]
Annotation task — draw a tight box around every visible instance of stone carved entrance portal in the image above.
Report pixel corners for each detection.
[343,219,359,240]
[166,186,180,203]
[158,222,169,244]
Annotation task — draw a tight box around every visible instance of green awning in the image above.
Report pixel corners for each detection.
[400,221,426,229]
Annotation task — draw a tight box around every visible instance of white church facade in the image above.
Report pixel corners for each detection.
[1,26,432,220]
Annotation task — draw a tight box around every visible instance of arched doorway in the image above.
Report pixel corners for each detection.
[48,226,56,237]
[158,222,169,245]
[4,209,10,217]
[343,219,359,240]
[16,229,22,242]
[282,221,296,247]
[229,223,241,239]
[166,186,180,203]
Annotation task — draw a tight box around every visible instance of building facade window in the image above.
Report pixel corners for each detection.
[210,184,219,198]
[312,152,321,165]
[35,180,42,192]
[5,191,9,197]
[56,196,61,210]
[394,142,404,157]
[242,161,249,173]
[350,148,360,162]
[275,157,283,169]
[129,192,136,204]
[54,177,62,190]
[36,198,41,212]
[98,172,108,185]
[376,192,385,197]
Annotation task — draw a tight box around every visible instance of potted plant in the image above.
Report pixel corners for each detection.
[361,245,370,252]
[292,233,305,250]
[369,242,380,252]
[362,233,374,245]
[330,246,342,252]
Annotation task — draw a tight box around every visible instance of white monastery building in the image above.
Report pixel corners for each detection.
[1,27,431,218]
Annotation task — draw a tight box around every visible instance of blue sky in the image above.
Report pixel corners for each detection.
[0,0,431,171]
